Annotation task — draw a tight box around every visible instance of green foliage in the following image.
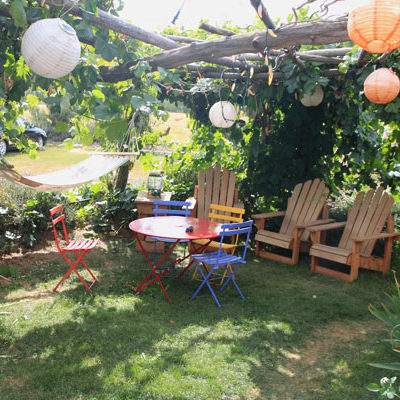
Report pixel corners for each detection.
[163,121,244,200]
[368,274,400,398]
[367,377,400,398]
[0,183,71,251]
[18,191,70,248]
[75,180,139,234]
[0,177,140,251]
[0,264,19,278]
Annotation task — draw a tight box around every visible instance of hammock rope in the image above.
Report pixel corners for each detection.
[0,152,138,191]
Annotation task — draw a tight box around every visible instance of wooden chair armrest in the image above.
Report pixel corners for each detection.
[251,211,286,231]
[251,211,286,220]
[296,218,335,229]
[351,232,400,243]
[307,221,346,233]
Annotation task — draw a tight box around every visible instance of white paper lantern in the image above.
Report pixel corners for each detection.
[209,101,237,128]
[21,18,81,79]
[300,85,324,107]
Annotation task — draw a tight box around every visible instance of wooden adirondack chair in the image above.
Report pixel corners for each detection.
[308,187,400,282]
[252,179,332,265]
[188,164,241,219]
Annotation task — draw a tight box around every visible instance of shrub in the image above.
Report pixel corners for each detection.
[368,273,400,399]
[75,180,139,234]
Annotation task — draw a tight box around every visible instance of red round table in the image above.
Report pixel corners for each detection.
[129,216,221,304]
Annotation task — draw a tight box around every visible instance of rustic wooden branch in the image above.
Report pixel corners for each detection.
[165,35,203,44]
[297,54,343,64]
[4,1,353,84]
[43,1,256,71]
[45,0,181,50]
[199,22,235,36]
[248,0,276,30]
[148,19,349,69]
[376,52,393,63]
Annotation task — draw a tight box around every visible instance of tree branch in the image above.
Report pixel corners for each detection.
[147,19,349,69]
[199,22,235,36]
[248,0,276,30]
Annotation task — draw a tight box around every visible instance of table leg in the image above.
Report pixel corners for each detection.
[134,233,180,304]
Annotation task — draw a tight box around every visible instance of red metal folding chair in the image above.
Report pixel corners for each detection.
[50,205,99,292]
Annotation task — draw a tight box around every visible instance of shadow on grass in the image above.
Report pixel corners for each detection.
[0,238,397,400]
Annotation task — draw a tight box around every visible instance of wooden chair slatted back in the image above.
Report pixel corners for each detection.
[196,164,238,220]
[197,168,206,219]
[339,188,394,254]
[363,194,394,255]
[280,179,329,240]
[279,181,305,234]
[209,203,245,252]
[212,164,222,205]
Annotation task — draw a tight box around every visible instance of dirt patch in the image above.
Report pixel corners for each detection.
[0,230,110,299]
[270,319,383,396]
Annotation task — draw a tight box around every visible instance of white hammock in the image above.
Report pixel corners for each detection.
[0,152,138,191]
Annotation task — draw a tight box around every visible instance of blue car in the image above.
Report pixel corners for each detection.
[0,117,47,156]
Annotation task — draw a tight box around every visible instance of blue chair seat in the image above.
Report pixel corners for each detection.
[191,251,244,266]
[190,220,253,307]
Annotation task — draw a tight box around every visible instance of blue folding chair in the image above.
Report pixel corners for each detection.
[151,200,192,267]
[190,220,253,307]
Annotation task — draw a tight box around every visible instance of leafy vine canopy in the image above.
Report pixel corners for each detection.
[1,0,400,206]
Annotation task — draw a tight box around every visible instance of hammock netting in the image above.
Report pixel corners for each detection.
[0,152,137,191]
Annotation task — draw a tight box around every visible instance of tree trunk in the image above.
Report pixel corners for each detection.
[114,163,130,192]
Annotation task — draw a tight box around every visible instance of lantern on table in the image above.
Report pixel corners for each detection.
[209,101,237,128]
[300,85,324,107]
[364,67,400,104]
[347,0,400,53]
[21,18,81,79]
[147,170,164,198]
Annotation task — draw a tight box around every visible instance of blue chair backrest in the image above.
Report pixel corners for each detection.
[218,220,253,260]
[153,200,191,217]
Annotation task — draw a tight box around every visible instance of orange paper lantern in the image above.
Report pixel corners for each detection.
[364,68,400,104]
[348,0,400,53]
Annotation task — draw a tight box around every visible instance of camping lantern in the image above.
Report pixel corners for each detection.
[300,85,324,107]
[347,0,400,53]
[146,170,164,198]
[21,18,81,79]
[209,101,237,128]
[364,68,400,104]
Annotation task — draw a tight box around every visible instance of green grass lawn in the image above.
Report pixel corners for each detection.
[0,239,397,400]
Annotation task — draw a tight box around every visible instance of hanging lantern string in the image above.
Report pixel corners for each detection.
[242,69,251,109]
[263,27,269,59]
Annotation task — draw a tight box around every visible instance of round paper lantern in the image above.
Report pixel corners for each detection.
[21,18,81,79]
[300,85,324,107]
[348,0,400,53]
[364,67,400,104]
[209,101,237,128]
